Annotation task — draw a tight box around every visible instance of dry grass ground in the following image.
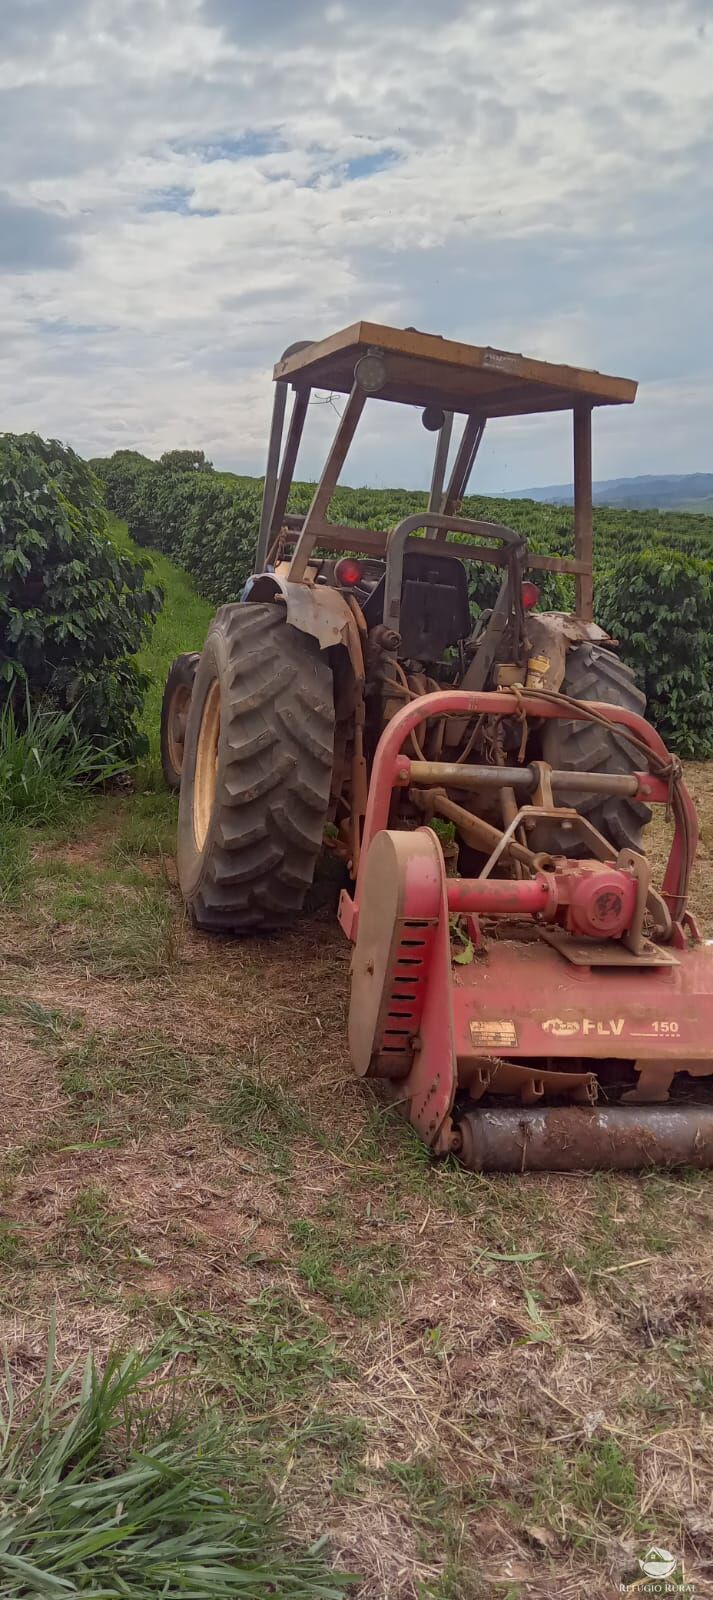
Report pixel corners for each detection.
[1,777,712,1599]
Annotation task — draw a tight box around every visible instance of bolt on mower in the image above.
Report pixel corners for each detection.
[161,321,713,1171]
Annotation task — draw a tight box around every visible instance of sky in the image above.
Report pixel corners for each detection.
[1,0,711,493]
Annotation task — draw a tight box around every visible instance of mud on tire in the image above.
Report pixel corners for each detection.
[178,603,335,931]
[540,643,651,855]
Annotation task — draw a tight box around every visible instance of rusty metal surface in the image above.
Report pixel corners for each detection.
[402,759,655,799]
[446,862,642,945]
[249,575,365,667]
[412,788,672,936]
[480,1059,597,1105]
[266,389,311,557]
[277,513,590,577]
[258,339,315,567]
[272,321,638,414]
[455,1105,713,1171]
[574,404,594,620]
[441,412,486,513]
[411,788,541,871]
[341,690,712,1171]
[399,834,459,1153]
[347,687,685,934]
[288,381,367,581]
[539,929,679,967]
[529,612,612,645]
[427,408,454,523]
[347,827,458,1149]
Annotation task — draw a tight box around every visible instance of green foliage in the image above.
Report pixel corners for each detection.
[159,448,213,472]
[104,513,213,781]
[97,459,259,602]
[0,1318,351,1597]
[0,694,123,825]
[288,1217,404,1317]
[93,449,713,755]
[0,435,162,761]
[597,549,713,757]
[532,1436,640,1541]
[88,450,155,522]
[176,476,262,602]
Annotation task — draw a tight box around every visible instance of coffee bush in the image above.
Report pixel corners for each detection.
[1,434,162,760]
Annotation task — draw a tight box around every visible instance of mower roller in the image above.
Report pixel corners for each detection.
[167,320,713,1170]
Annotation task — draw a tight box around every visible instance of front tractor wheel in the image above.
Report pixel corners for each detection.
[160,652,200,791]
[177,603,335,932]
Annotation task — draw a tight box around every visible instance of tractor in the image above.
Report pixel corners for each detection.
[161,321,713,1170]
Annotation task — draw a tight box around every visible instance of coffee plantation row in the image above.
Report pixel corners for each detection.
[92,447,713,759]
[2,433,712,765]
[1,434,161,761]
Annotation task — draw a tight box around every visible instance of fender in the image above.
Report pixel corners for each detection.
[525,611,613,692]
[244,571,365,681]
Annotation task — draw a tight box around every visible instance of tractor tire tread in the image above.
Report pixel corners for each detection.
[541,643,650,854]
[160,651,201,792]
[179,603,334,932]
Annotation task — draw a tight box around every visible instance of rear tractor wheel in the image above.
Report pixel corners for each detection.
[540,642,651,855]
[160,652,200,791]
[177,603,335,931]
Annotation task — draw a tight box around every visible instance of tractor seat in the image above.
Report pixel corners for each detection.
[363,550,471,662]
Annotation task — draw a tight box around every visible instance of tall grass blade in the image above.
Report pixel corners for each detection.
[0,693,124,826]
[0,1331,353,1597]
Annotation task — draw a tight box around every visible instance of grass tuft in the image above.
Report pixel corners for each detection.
[289,1218,404,1317]
[64,886,180,977]
[531,1436,643,1546]
[0,826,30,905]
[59,1030,221,1128]
[107,789,178,863]
[0,1315,353,1597]
[171,1291,350,1412]
[61,1182,130,1266]
[0,694,123,826]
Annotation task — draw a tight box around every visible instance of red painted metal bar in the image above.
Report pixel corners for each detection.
[447,874,555,917]
[347,689,695,926]
[447,864,637,939]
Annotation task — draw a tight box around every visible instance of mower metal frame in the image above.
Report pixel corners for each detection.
[338,688,698,936]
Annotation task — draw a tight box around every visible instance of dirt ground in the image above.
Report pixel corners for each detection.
[1,776,712,1599]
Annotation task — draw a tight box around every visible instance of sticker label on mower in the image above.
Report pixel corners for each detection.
[470,1020,518,1048]
[541,1016,681,1039]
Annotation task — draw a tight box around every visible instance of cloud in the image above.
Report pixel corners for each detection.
[0,0,711,489]
[0,192,77,269]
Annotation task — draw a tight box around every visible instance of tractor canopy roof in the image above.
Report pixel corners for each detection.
[273,321,637,418]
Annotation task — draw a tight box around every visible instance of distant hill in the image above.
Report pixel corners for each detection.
[503,474,713,512]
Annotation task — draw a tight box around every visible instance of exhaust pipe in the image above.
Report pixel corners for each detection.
[454,1105,713,1172]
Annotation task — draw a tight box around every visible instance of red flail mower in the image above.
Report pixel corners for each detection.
[340,687,713,1171]
[166,321,713,1170]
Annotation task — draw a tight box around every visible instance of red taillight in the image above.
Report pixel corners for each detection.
[521,581,540,611]
[335,558,363,587]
